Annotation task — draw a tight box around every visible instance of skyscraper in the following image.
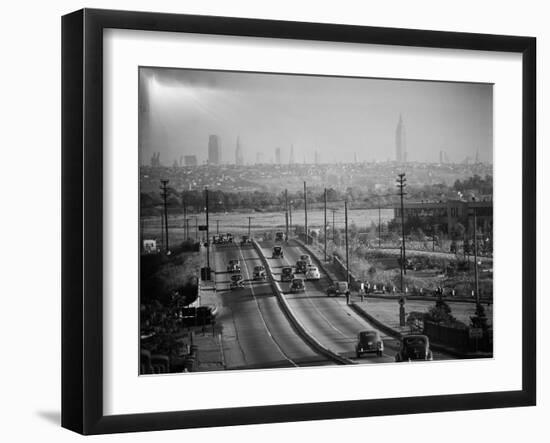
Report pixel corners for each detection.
[256,152,264,164]
[235,136,244,166]
[184,155,197,166]
[314,150,320,165]
[395,114,406,163]
[289,144,295,165]
[275,147,281,164]
[208,135,221,165]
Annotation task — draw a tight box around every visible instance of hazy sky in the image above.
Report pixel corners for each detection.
[139,67,493,165]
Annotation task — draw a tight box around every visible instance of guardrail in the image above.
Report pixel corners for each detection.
[252,240,354,365]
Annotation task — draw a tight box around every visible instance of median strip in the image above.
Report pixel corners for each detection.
[252,240,355,365]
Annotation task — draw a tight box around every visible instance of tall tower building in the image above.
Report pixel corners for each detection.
[275,147,281,164]
[235,136,244,166]
[395,114,406,163]
[256,152,264,164]
[208,134,221,165]
[289,144,295,165]
[314,150,320,165]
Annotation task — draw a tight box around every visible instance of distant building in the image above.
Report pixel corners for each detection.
[184,155,197,166]
[395,114,407,163]
[275,147,281,164]
[235,136,244,166]
[150,152,161,167]
[314,150,320,165]
[208,135,221,165]
[256,152,264,164]
[393,199,493,235]
[289,144,295,165]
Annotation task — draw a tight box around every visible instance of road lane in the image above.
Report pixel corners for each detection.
[211,242,332,369]
[260,240,454,363]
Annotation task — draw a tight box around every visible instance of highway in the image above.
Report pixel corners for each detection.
[211,242,333,369]
[258,240,454,363]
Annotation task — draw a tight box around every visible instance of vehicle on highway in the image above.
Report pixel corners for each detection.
[305,266,321,280]
[281,266,295,282]
[275,231,285,242]
[240,235,251,245]
[212,235,220,244]
[253,265,267,280]
[290,278,305,293]
[326,281,350,297]
[227,259,241,273]
[226,233,234,243]
[300,254,311,264]
[395,334,434,362]
[272,246,284,258]
[355,330,384,358]
[295,260,308,273]
[229,274,245,290]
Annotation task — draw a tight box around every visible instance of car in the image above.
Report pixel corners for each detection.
[290,278,305,293]
[212,235,220,244]
[281,266,295,282]
[229,274,245,290]
[240,235,251,245]
[355,330,384,358]
[226,233,233,243]
[395,334,434,362]
[327,281,350,297]
[275,231,285,242]
[300,254,311,264]
[272,246,284,258]
[295,260,308,273]
[253,265,266,280]
[227,259,241,273]
[305,266,321,280]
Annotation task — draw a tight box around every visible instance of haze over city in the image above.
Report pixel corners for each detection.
[139,67,493,166]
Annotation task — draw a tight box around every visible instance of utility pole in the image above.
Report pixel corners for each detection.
[332,209,337,245]
[140,217,144,253]
[216,219,219,234]
[285,189,289,241]
[205,187,210,269]
[324,188,327,261]
[183,200,187,240]
[472,203,480,304]
[345,200,350,284]
[289,200,293,235]
[185,218,190,241]
[195,216,198,241]
[396,173,407,291]
[160,179,170,252]
[304,181,308,244]
[248,216,252,238]
[378,200,381,249]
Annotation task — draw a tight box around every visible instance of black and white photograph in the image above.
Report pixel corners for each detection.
[139,67,494,374]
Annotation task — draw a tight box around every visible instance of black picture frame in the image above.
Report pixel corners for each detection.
[62,8,536,435]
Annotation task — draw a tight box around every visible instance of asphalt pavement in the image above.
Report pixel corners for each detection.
[211,242,332,369]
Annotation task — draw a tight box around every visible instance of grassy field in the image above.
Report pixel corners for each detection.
[141,208,394,246]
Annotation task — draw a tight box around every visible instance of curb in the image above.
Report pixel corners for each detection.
[293,239,338,283]
[349,303,402,340]
[252,240,354,365]
[349,302,491,359]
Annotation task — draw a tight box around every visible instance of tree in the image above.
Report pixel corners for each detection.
[452,222,466,239]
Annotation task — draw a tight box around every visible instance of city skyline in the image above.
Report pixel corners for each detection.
[139,67,493,166]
